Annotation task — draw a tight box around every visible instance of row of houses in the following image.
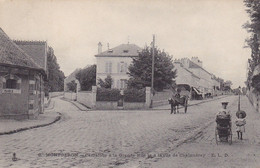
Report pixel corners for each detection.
[65,42,222,98]
[174,57,222,98]
[0,28,47,119]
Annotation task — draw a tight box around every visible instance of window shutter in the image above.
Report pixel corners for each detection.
[16,83,20,89]
[109,62,112,73]
[3,81,6,89]
[124,63,127,73]
[105,62,108,73]
[117,80,119,88]
[117,63,120,73]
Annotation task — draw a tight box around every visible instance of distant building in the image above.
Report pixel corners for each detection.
[95,42,141,89]
[174,57,220,97]
[0,28,47,119]
[64,65,90,91]
[64,68,81,92]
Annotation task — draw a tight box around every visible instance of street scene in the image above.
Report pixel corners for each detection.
[1,0,260,168]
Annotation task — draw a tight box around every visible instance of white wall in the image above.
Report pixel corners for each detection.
[96,56,134,89]
[77,91,92,108]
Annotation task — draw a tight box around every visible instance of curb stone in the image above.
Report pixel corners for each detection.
[60,97,90,111]
[0,112,62,136]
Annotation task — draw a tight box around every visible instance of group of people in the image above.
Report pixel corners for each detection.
[216,102,246,140]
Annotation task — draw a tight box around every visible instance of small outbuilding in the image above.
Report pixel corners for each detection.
[0,28,47,119]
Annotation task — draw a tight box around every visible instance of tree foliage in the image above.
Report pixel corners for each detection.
[98,75,113,88]
[66,80,77,92]
[44,47,65,93]
[127,46,177,91]
[244,0,260,88]
[75,65,96,91]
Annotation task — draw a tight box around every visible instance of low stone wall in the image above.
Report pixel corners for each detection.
[124,102,146,109]
[96,101,118,110]
[248,89,260,112]
[95,101,147,110]
[153,100,169,107]
[64,92,76,101]
[49,92,64,98]
[77,91,92,108]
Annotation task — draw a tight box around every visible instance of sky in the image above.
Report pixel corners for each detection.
[0,0,251,88]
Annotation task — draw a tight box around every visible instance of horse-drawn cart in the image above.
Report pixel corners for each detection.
[169,84,190,114]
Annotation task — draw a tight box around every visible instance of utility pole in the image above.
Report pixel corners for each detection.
[238,86,241,111]
[150,34,155,108]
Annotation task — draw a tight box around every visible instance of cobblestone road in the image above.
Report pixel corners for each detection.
[148,96,260,168]
[0,95,237,168]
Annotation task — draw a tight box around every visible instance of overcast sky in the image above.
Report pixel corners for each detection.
[0,0,251,88]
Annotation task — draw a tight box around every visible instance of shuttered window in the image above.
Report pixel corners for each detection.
[105,62,112,73]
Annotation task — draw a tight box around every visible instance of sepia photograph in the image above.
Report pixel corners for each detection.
[0,0,259,167]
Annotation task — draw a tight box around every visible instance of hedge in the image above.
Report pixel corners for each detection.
[124,88,145,102]
[96,87,121,101]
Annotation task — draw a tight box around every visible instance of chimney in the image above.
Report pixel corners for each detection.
[98,42,102,54]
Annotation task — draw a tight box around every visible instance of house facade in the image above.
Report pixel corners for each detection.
[174,57,220,97]
[95,42,141,89]
[0,28,47,119]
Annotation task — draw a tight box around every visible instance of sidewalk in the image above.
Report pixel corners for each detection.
[61,97,90,111]
[145,95,260,168]
[153,95,228,110]
[0,108,61,136]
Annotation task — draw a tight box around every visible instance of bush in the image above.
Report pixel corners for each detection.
[96,87,121,101]
[124,88,145,102]
[252,74,260,92]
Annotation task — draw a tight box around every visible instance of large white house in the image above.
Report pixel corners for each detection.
[95,42,141,89]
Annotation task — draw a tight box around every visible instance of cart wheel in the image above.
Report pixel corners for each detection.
[215,128,218,145]
[184,99,188,113]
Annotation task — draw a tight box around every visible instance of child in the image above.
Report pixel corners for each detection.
[235,113,246,140]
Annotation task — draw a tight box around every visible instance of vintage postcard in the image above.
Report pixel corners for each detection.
[0,0,259,167]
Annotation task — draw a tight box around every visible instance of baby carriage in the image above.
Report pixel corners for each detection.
[215,115,232,145]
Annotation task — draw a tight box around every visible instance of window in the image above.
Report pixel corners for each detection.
[1,74,21,94]
[105,62,112,73]
[6,79,17,89]
[123,50,129,53]
[117,62,127,73]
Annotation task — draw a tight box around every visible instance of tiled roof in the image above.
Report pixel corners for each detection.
[95,44,141,57]
[189,60,212,75]
[14,40,47,70]
[0,28,41,70]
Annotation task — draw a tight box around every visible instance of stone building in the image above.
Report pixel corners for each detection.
[0,28,47,119]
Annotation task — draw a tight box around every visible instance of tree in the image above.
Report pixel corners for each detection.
[45,47,65,94]
[223,80,233,91]
[243,0,260,88]
[66,80,77,92]
[98,75,113,88]
[128,46,177,91]
[75,65,96,91]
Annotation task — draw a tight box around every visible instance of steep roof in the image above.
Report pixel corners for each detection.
[189,60,212,75]
[14,40,47,71]
[95,43,141,57]
[0,28,41,70]
[174,62,200,79]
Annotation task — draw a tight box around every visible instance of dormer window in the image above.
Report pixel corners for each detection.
[108,49,113,53]
[123,50,129,53]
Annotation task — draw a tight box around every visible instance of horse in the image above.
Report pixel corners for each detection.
[168,96,188,114]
